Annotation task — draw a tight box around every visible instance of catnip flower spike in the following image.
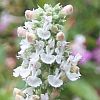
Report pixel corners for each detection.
[13,3,81,100]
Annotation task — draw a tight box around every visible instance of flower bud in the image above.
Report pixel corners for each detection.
[17,27,27,37]
[15,94,23,100]
[61,5,73,15]
[51,25,58,33]
[26,32,37,42]
[56,32,65,41]
[13,88,25,97]
[25,10,34,20]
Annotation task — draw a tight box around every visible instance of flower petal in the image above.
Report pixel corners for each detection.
[37,28,51,40]
[48,75,63,87]
[41,53,55,64]
[26,76,42,87]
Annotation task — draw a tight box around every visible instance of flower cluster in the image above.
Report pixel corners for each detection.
[13,4,81,100]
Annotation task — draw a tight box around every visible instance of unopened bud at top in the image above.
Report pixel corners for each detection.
[17,27,27,37]
[56,32,65,41]
[25,10,34,20]
[61,5,73,15]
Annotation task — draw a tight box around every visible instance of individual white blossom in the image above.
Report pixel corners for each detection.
[30,53,39,63]
[66,67,81,81]
[56,54,63,64]
[48,68,63,87]
[26,69,42,87]
[23,87,33,96]
[18,39,30,57]
[13,66,31,78]
[41,53,55,64]
[60,54,82,81]
[41,46,55,64]
[37,28,51,40]
[68,53,82,66]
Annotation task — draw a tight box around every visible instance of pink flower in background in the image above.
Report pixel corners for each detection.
[92,37,100,64]
[96,37,100,46]
[0,11,20,32]
[0,23,6,32]
[71,35,92,64]
[5,57,16,69]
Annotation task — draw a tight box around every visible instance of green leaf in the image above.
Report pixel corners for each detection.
[65,80,99,100]
[0,45,6,66]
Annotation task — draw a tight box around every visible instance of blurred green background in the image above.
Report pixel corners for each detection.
[0,0,100,100]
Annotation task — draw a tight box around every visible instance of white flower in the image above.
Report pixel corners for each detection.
[41,45,55,64]
[56,54,63,64]
[37,28,51,40]
[36,16,52,40]
[55,41,67,54]
[44,16,52,23]
[29,61,41,70]
[48,68,63,87]
[26,69,42,87]
[13,66,31,79]
[18,39,30,57]
[24,22,33,31]
[41,93,49,100]
[55,41,67,64]
[35,40,44,54]
[43,16,52,30]
[30,53,39,63]
[41,53,55,64]
[68,53,82,66]
[66,68,81,81]
[60,60,71,71]
[23,87,33,96]
[21,59,29,68]
[60,55,81,81]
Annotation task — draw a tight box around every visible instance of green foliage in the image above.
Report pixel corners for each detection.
[66,80,99,100]
[0,45,6,66]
